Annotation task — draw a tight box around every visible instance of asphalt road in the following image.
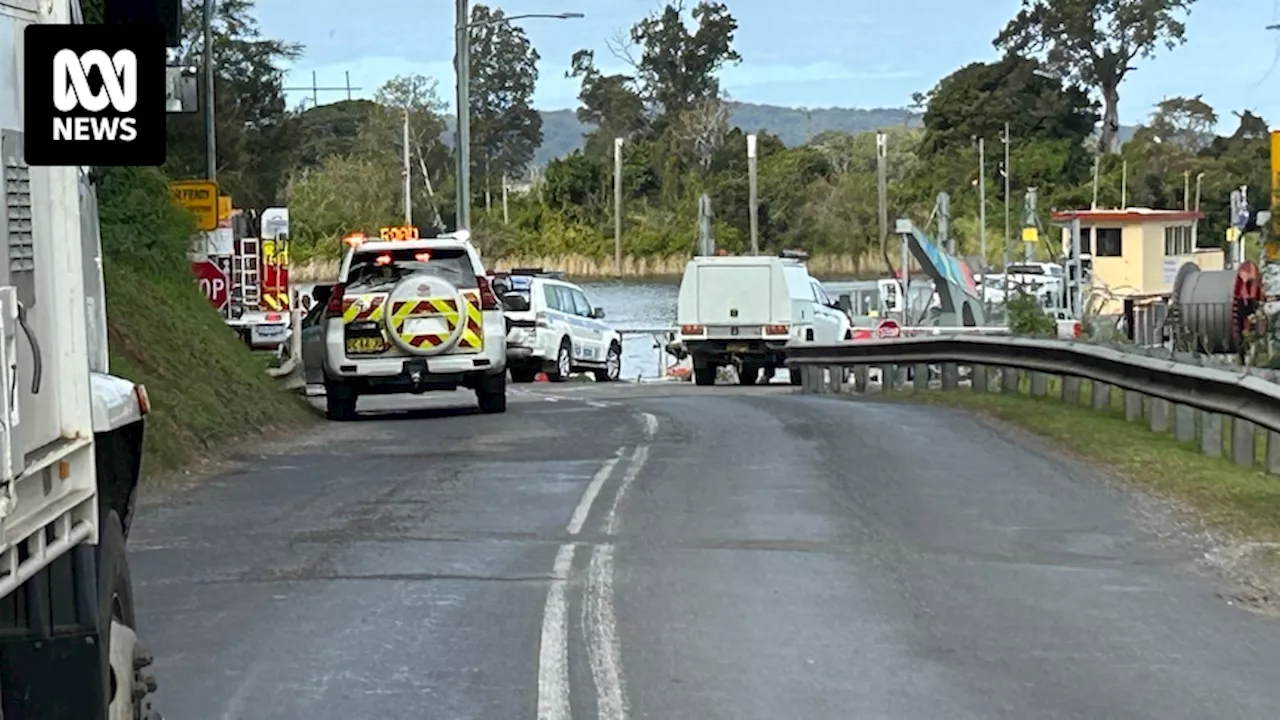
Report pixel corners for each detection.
[131,381,1280,719]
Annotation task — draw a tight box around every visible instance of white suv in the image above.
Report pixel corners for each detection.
[492,270,622,383]
[301,229,508,419]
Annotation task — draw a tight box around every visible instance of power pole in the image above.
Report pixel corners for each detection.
[977,137,986,263]
[1023,186,1038,262]
[747,134,759,255]
[501,173,509,224]
[876,132,888,259]
[402,109,412,225]
[613,138,623,276]
[203,0,216,181]
[454,0,471,231]
[1000,122,1011,300]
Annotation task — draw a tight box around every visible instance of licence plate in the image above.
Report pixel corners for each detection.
[346,335,386,355]
[404,317,447,335]
[727,342,749,353]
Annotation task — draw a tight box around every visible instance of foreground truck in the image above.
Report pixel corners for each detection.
[0,0,160,717]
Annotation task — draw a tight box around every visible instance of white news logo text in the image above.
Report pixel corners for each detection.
[51,48,138,142]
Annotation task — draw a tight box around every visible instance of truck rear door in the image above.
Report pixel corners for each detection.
[696,263,773,336]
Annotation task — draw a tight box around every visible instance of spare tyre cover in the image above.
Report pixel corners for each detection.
[383,274,468,356]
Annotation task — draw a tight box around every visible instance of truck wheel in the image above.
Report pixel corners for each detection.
[325,382,358,421]
[788,367,802,386]
[99,510,161,720]
[739,364,760,385]
[476,372,508,413]
[548,340,572,383]
[761,366,777,383]
[594,342,622,382]
[694,364,717,386]
[510,366,538,383]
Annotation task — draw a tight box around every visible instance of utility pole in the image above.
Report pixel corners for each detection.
[454,0,471,231]
[937,192,951,254]
[1022,186,1038,262]
[747,133,759,255]
[1000,122,1011,301]
[1121,160,1128,207]
[501,174,509,224]
[876,132,888,259]
[402,109,412,225]
[613,137,623,276]
[203,0,216,181]
[977,137,986,263]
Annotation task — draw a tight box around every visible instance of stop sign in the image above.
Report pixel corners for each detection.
[876,319,901,339]
[192,260,228,311]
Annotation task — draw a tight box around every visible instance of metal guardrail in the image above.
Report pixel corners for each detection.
[785,335,1280,473]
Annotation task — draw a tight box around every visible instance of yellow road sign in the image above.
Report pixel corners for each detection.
[171,180,219,231]
[218,195,232,221]
[1021,227,1039,243]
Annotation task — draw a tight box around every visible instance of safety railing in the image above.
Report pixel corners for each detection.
[785,335,1280,474]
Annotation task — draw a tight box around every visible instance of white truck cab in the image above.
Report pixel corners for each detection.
[493,270,622,383]
[301,229,509,419]
[676,253,851,386]
[0,0,158,716]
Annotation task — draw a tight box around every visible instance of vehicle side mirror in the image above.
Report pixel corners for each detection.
[501,292,530,311]
[591,307,606,319]
[311,284,332,306]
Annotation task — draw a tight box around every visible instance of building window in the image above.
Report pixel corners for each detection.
[1077,227,1092,255]
[1094,227,1122,256]
[1164,225,1192,256]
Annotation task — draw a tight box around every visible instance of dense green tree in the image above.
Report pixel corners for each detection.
[627,1,740,120]
[995,0,1198,153]
[468,4,543,201]
[567,50,647,153]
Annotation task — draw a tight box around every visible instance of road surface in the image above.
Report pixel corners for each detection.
[131,382,1280,719]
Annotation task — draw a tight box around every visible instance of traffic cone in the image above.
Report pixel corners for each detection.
[534,372,549,382]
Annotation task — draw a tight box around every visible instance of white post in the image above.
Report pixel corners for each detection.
[977,137,986,262]
[402,109,412,225]
[502,173,509,224]
[747,133,759,255]
[613,137,623,276]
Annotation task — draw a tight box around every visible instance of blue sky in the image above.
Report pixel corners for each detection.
[257,0,1278,130]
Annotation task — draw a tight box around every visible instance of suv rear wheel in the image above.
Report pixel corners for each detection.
[325,382,358,420]
[477,372,507,413]
[548,339,572,382]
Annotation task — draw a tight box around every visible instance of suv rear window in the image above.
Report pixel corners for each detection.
[346,247,479,291]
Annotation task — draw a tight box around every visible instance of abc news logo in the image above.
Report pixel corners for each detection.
[53,49,139,142]
[24,25,164,167]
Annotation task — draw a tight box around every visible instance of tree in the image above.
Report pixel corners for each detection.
[355,75,452,228]
[919,55,1097,158]
[287,154,401,258]
[994,0,1198,154]
[292,100,379,171]
[567,50,646,153]
[469,4,543,204]
[165,0,301,208]
[626,1,741,119]
[1148,95,1217,153]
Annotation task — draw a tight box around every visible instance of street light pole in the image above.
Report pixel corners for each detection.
[454,0,470,231]
[453,8,584,232]
[203,0,216,182]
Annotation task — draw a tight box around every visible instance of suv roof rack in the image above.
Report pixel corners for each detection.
[778,249,809,261]
[500,267,567,280]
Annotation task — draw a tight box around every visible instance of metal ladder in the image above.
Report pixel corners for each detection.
[234,237,261,308]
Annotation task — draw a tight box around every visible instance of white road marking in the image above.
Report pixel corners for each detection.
[538,543,577,720]
[537,411,658,720]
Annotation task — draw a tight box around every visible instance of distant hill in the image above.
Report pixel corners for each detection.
[441,102,923,167]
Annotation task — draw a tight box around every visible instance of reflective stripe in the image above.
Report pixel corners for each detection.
[342,294,386,323]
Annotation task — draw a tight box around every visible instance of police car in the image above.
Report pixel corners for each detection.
[491,269,622,383]
[300,227,508,419]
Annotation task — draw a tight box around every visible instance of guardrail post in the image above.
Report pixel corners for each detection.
[1002,367,1018,394]
[972,364,988,392]
[1123,391,1143,422]
[941,363,959,390]
[1030,372,1048,398]
[881,364,897,391]
[1091,382,1111,411]
[853,365,868,393]
[826,365,844,393]
[1062,376,1081,404]
[913,364,928,390]
[1266,431,1280,475]
[1174,404,1196,443]
[1231,420,1255,468]
[1149,398,1171,433]
[1201,413,1223,458]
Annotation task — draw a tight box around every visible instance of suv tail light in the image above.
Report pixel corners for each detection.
[326,283,347,314]
[476,276,499,310]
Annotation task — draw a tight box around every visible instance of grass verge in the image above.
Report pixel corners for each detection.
[895,381,1280,543]
[99,167,315,477]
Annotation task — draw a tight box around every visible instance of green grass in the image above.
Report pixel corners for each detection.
[97,166,315,477]
[895,375,1280,543]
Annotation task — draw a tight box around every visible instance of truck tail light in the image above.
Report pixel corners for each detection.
[680,324,705,335]
[764,324,789,335]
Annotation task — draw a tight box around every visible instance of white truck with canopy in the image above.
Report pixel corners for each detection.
[0,0,165,716]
